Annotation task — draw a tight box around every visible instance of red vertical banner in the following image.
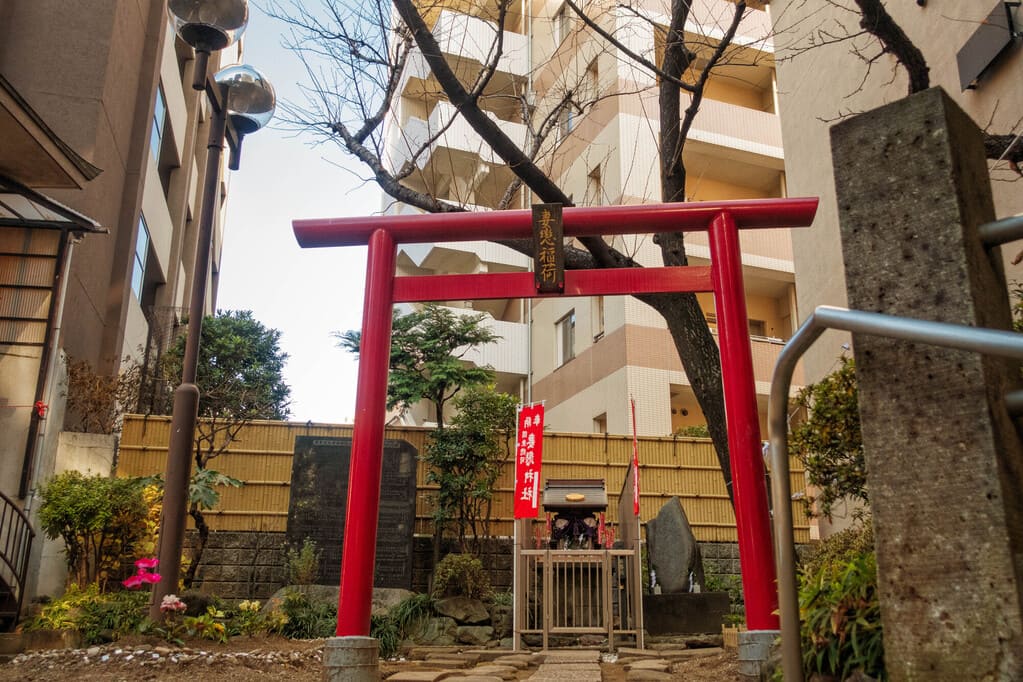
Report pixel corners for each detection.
[631,397,640,515]
[514,403,545,518]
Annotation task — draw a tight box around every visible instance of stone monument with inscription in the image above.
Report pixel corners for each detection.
[287,436,418,589]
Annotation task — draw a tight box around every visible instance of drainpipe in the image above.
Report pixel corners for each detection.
[23,231,76,511]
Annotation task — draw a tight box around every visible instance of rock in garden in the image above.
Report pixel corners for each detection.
[418,617,458,645]
[372,587,414,617]
[435,596,490,624]
[456,625,494,646]
[645,497,705,593]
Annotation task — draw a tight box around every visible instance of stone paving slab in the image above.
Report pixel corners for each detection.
[467,664,518,679]
[409,647,462,659]
[528,673,601,681]
[420,656,474,668]
[386,671,452,681]
[445,677,504,682]
[625,670,672,681]
[623,659,669,671]
[539,650,601,663]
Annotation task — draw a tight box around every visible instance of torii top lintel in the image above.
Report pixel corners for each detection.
[292,197,818,248]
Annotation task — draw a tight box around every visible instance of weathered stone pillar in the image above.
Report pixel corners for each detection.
[831,87,1023,679]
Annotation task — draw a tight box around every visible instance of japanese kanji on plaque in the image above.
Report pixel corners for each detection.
[514,402,545,518]
[532,203,564,293]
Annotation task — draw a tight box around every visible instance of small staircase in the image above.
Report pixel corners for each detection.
[0,490,34,631]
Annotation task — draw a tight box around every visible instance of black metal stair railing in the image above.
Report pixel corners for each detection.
[0,489,34,631]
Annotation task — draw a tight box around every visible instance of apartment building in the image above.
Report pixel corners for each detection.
[770,1,1023,384]
[0,1,238,597]
[385,0,796,436]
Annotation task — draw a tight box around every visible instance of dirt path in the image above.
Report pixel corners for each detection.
[0,637,744,681]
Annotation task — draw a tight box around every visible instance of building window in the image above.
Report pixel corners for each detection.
[150,84,167,164]
[554,4,571,45]
[748,318,767,337]
[131,215,151,301]
[585,57,599,99]
[558,104,575,142]
[556,310,575,366]
[593,413,607,434]
[591,296,605,339]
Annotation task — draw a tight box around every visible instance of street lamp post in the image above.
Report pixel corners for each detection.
[151,0,275,622]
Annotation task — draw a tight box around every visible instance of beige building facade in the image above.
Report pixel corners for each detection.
[770,1,1023,384]
[387,0,799,436]
[1,0,239,598]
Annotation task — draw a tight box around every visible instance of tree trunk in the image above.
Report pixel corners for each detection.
[183,503,209,589]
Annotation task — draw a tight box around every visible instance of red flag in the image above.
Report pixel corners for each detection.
[631,397,640,515]
[514,403,545,518]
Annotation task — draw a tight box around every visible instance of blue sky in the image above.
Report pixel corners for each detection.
[216,6,378,423]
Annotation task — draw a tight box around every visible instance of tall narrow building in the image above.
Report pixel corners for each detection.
[385,0,796,436]
[0,1,240,598]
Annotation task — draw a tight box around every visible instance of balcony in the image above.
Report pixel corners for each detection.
[389,100,527,173]
[400,9,528,103]
[386,100,527,206]
[440,306,529,377]
[686,96,783,164]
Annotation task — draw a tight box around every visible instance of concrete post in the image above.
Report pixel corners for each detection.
[831,87,1023,679]
[323,637,379,681]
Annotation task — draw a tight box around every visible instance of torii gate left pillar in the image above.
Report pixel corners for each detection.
[293,198,817,671]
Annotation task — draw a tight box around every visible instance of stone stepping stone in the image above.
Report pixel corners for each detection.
[422,657,474,668]
[540,650,601,663]
[409,647,462,660]
[626,670,672,681]
[385,671,451,681]
[490,654,536,668]
[446,677,504,682]
[468,664,518,679]
[624,659,670,672]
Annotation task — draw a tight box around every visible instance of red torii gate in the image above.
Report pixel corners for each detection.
[292,198,817,638]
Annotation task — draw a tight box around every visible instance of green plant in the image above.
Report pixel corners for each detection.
[489,590,512,607]
[183,606,229,643]
[801,519,876,579]
[36,472,149,589]
[271,590,337,639]
[431,554,493,600]
[783,520,884,681]
[390,593,434,639]
[798,551,885,680]
[424,385,517,552]
[25,585,148,644]
[160,310,291,588]
[674,424,710,438]
[790,355,865,518]
[286,538,321,585]
[228,599,267,637]
[371,614,400,658]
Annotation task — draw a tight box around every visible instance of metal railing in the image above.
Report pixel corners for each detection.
[517,548,642,651]
[0,490,34,631]
[768,304,1023,681]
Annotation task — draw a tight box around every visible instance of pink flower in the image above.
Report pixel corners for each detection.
[160,595,187,613]
[140,571,161,584]
[122,574,144,589]
[135,557,159,570]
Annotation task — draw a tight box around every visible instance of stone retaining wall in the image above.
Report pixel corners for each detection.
[185,530,774,608]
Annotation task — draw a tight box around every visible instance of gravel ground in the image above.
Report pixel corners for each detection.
[0,636,744,681]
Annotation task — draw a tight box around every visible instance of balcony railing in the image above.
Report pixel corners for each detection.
[387,100,528,176]
[685,95,783,160]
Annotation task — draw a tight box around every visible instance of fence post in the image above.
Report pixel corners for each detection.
[832,87,1023,678]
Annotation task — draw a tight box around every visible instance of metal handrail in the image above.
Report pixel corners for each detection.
[768,305,1023,681]
[0,489,34,631]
